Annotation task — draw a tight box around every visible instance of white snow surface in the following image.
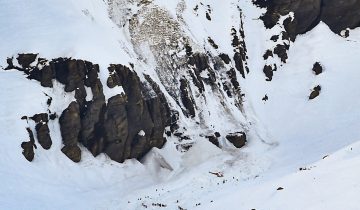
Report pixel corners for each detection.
[1,0,360,209]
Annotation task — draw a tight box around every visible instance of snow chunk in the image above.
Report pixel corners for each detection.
[138,130,145,136]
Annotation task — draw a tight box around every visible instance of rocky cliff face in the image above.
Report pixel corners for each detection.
[255,0,360,39]
[5,54,171,163]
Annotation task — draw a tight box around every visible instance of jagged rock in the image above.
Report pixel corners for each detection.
[231,28,241,48]
[188,53,210,72]
[80,98,106,149]
[76,86,88,108]
[263,65,273,81]
[91,79,105,100]
[30,113,48,123]
[234,52,245,78]
[226,132,247,148]
[103,94,128,161]
[263,50,273,60]
[17,53,37,68]
[185,44,193,56]
[255,0,360,38]
[144,75,171,127]
[227,68,240,90]
[309,85,321,100]
[255,0,321,39]
[180,78,196,118]
[104,65,170,162]
[65,60,86,92]
[59,102,81,146]
[170,111,180,133]
[21,128,37,162]
[61,145,81,163]
[21,141,35,162]
[214,132,221,137]
[219,53,231,64]
[144,75,171,150]
[84,62,100,87]
[107,66,122,88]
[8,55,171,163]
[208,37,218,49]
[270,35,279,42]
[321,0,360,33]
[124,80,155,160]
[206,135,220,147]
[312,62,323,75]
[4,57,15,70]
[35,123,52,150]
[274,44,288,63]
[49,113,57,120]
[206,12,211,21]
[40,65,54,88]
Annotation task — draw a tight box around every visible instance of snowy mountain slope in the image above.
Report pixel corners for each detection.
[0,0,360,209]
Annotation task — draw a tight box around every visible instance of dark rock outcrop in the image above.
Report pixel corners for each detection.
[180,78,196,118]
[35,123,52,150]
[104,65,170,162]
[219,53,231,64]
[21,128,37,162]
[6,51,249,164]
[254,0,360,39]
[263,65,274,81]
[234,52,246,78]
[309,85,321,100]
[321,0,360,33]
[21,141,35,162]
[263,50,273,60]
[31,113,52,150]
[6,54,172,163]
[312,62,323,75]
[226,132,247,148]
[17,53,38,69]
[206,135,220,147]
[59,102,81,146]
[274,44,289,63]
[59,102,82,162]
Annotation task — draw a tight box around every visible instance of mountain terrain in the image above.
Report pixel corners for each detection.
[0,0,360,209]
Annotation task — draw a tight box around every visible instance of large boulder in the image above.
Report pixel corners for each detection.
[226,132,247,148]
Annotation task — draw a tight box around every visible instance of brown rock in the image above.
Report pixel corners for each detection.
[309,85,321,100]
[17,53,38,68]
[312,62,323,75]
[226,132,247,148]
[61,145,81,163]
[35,123,52,150]
[59,102,81,146]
